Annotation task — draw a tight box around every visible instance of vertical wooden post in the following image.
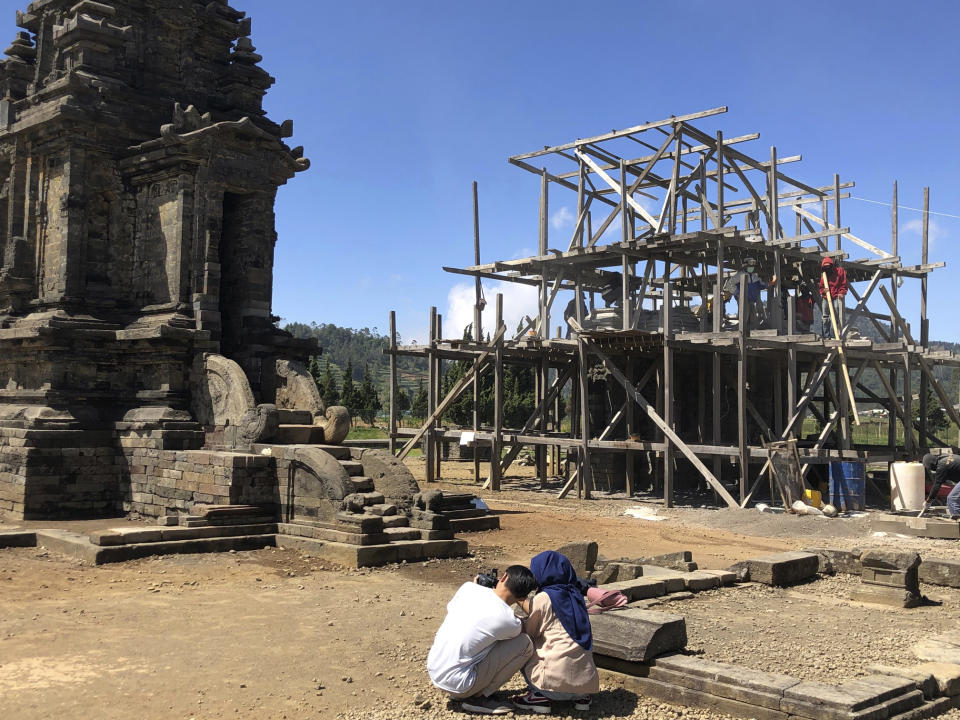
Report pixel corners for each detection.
[435,314,443,479]
[472,182,482,482]
[389,310,397,455]
[888,181,898,449]
[663,265,674,507]
[537,356,548,488]
[712,239,724,500]
[625,357,636,497]
[426,307,437,483]
[716,130,725,226]
[919,187,930,447]
[737,280,748,502]
[491,294,503,491]
[576,331,593,500]
[769,146,782,332]
[539,169,550,337]
[787,296,797,435]
[903,354,913,455]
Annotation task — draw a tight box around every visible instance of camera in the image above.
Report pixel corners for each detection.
[476,568,499,588]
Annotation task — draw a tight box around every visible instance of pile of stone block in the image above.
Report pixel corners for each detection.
[412,490,499,533]
[603,654,943,720]
[851,550,922,608]
[873,514,960,539]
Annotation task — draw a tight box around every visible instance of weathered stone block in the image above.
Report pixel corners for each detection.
[556,540,598,576]
[866,663,939,699]
[914,636,960,665]
[638,566,687,593]
[601,577,666,601]
[747,551,819,586]
[916,662,960,696]
[861,566,919,592]
[335,513,384,533]
[803,546,862,575]
[590,608,686,662]
[918,558,960,588]
[851,584,921,608]
[861,549,921,572]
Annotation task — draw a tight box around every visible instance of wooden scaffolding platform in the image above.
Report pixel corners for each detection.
[386,107,960,508]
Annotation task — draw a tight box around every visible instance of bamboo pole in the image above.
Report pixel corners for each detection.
[822,271,860,426]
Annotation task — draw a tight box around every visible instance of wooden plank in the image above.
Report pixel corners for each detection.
[491,295,504,491]
[509,106,728,161]
[794,205,892,259]
[576,149,659,227]
[823,270,861,426]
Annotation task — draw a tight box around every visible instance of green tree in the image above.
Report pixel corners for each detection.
[411,378,428,420]
[394,381,411,416]
[319,360,340,408]
[308,355,323,387]
[914,385,950,436]
[357,364,382,425]
[341,360,357,416]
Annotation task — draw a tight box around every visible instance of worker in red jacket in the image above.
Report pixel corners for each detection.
[818,257,848,338]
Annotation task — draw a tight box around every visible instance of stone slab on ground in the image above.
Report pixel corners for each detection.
[747,551,819,586]
[447,516,500,533]
[915,636,960,666]
[915,662,960,696]
[278,522,389,546]
[37,529,277,565]
[589,607,686,662]
[682,570,723,591]
[641,551,697,572]
[276,535,468,567]
[851,584,921,608]
[600,577,666,601]
[601,656,937,720]
[873,515,960,540]
[639,566,687,593]
[918,558,960,588]
[556,540,598,576]
[0,530,37,548]
[695,569,737,586]
[804,547,863,575]
[867,664,940,699]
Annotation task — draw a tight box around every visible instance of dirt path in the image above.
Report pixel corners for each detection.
[2,462,960,719]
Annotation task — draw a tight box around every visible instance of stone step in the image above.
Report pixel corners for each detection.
[274,424,324,444]
[339,460,364,476]
[364,503,397,516]
[310,444,353,460]
[276,409,314,425]
[277,522,388,546]
[92,524,277,546]
[448,516,500,533]
[350,476,375,492]
[383,527,422,542]
[276,535,468,568]
[440,508,487,519]
[382,515,409,528]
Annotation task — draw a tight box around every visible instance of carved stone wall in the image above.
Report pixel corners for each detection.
[0,1,326,519]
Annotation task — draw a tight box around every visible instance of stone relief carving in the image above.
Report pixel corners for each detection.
[190,353,277,445]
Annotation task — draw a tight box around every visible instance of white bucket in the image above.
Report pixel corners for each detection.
[890,462,925,511]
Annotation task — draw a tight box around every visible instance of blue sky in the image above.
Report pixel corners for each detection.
[235,0,960,344]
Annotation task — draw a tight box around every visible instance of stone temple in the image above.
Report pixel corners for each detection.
[0,1,488,563]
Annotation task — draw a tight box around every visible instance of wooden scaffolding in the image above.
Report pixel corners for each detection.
[386,106,960,508]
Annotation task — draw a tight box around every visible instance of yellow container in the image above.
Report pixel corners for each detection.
[803,488,822,509]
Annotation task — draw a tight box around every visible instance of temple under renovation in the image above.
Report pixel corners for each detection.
[0,0,493,563]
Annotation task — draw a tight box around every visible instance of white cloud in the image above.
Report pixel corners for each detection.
[550,205,574,230]
[902,217,946,248]
[446,281,539,340]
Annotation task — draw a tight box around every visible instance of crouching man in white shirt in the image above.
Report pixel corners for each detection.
[427,566,538,715]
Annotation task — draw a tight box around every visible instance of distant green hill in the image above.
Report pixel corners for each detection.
[284,322,427,410]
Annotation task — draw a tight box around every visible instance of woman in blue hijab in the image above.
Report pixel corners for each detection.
[514,550,599,713]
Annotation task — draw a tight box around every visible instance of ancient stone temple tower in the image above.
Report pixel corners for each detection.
[0,0,350,518]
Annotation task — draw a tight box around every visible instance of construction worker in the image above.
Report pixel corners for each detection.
[921,453,960,519]
[724,257,776,330]
[818,257,848,338]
